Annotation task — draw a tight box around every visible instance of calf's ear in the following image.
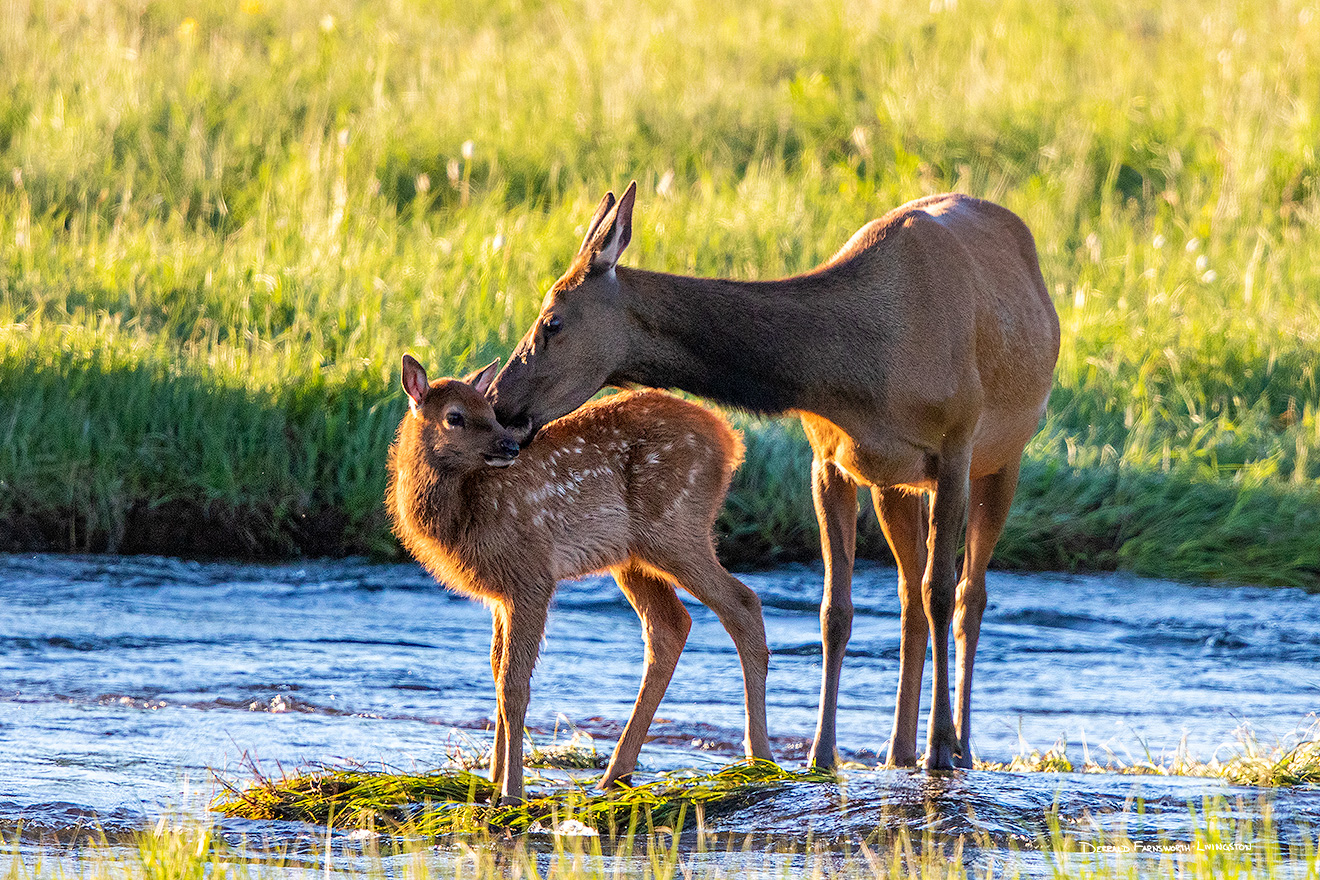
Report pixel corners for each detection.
[402,354,429,413]
[463,359,502,397]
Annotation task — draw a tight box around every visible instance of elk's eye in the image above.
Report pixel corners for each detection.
[445,411,465,428]
[543,315,562,335]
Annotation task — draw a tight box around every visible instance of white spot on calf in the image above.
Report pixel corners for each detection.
[662,486,693,521]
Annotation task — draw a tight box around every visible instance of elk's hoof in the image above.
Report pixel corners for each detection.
[923,744,957,772]
[885,740,919,768]
[807,748,838,771]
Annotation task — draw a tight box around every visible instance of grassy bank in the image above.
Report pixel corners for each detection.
[2,0,1318,585]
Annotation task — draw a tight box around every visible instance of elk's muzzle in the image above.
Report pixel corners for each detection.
[484,436,521,467]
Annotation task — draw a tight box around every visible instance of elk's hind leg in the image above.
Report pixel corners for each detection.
[654,550,773,762]
[807,457,859,770]
[953,458,1021,768]
[922,437,972,772]
[872,487,929,768]
[601,563,692,789]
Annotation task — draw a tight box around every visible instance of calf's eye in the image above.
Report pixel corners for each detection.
[445,412,465,428]
[544,315,562,335]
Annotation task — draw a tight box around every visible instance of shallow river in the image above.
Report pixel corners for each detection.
[0,553,1316,870]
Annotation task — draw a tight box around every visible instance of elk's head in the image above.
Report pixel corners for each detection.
[488,182,636,444]
[401,355,521,471]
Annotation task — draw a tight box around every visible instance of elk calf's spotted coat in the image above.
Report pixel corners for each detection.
[386,356,772,803]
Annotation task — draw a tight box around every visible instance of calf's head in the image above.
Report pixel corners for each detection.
[401,355,521,471]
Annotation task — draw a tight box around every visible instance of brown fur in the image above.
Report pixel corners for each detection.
[387,358,771,802]
[489,185,1061,772]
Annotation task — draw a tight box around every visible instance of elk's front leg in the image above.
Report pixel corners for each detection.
[492,597,550,804]
[488,611,508,793]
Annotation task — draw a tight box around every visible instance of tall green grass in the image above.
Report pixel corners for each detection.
[1,0,1318,583]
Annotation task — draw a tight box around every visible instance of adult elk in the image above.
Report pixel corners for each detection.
[388,356,772,802]
[488,183,1059,770]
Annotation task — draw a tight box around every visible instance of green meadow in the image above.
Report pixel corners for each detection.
[1,0,1318,586]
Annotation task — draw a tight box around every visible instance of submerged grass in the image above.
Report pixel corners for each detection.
[2,0,1320,583]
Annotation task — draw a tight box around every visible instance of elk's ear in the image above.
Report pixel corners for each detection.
[462,358,501,397]
[585,180,636,273]
[402,354,429,413]
[578,190,617,254]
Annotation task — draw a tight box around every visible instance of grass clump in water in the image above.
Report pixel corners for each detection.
[215,721,1320,840]
[212,764,498,828]
[213,759,831,836]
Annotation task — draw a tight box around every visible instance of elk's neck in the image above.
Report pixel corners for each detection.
[390,431,492,550]
[392,457,462,546]
[612,267,813,415]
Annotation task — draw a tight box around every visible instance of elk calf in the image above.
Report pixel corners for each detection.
[386,355,772,803]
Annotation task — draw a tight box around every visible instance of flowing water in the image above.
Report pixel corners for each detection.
[0,553,1317,871]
